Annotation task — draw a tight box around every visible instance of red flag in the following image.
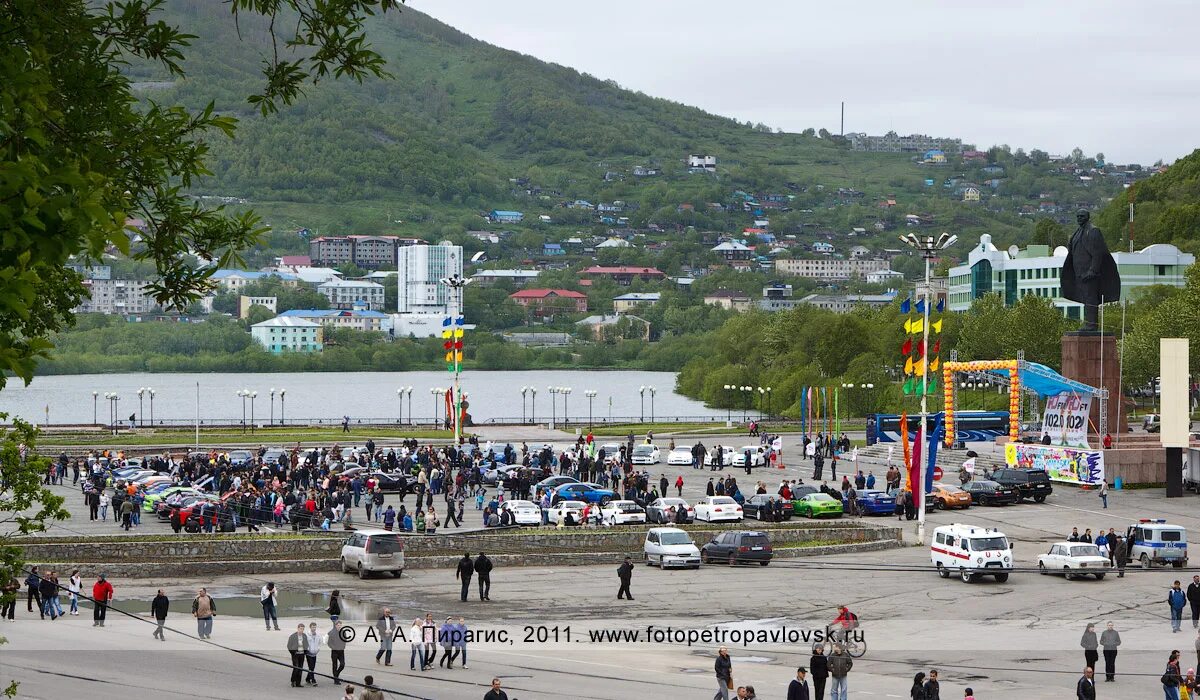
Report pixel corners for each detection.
[931,339,941,355]
[901,338,912,355]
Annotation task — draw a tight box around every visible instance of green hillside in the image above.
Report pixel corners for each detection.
[1097,149,1200,255]
[133,1,1125,262]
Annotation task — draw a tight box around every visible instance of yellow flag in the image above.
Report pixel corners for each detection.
[441,330,451,339]
[903,318,912,334]
[454,328,464,338]
[910,318,924,335]
[904,356,914,375]
[914,359,926,377]
[929,357,940,372]
[932,319,943,334]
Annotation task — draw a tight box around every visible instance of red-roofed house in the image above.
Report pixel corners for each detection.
[280,255,312,267]
[509,288,588,317]
[581,266,666,286]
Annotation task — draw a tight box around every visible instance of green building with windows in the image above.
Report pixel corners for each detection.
[948,234,1193,319]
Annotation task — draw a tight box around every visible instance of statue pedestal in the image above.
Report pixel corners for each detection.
[1061,332,1127,437]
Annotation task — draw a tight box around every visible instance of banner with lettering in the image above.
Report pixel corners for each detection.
[1004,443,1105,486]
[1041,391,1093,448]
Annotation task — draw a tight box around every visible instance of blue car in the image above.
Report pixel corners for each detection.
[554,482,616,505]
[847,489,896,516]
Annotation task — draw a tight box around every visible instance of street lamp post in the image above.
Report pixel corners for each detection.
[92,391,98,425]
[104,392,119,430]
[236,390,247,433]
[765,387,773,419]
[520,386,529,424]
[742,386,752,422]
[647,386,656,423]
[585,390,597,426]
[530,387,537,424]
[562,387,572,425]
[548,386,558,427]
[639,386,647,422]
[249,391,257,434]
[280,389,286,426]
[270,388,276,426]
[723,384,733,422]
[430,388,441,428]
[148,388,155,426]
[137,387,145,427]
[900,231,958,544]
[403,387,413,425]
[396,388,404,425]
[757,387,766,419]
[440,273,472,446]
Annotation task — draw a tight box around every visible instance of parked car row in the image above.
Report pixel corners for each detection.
[643,527,774,569]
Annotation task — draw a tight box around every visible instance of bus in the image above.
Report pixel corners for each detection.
[866,411,1010,445]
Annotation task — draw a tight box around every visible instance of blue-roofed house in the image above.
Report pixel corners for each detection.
[489,210,524,223]
[210,269,299,292]
[542,243,565,256]
[924,149,947,164]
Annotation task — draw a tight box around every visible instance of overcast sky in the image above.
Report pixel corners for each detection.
[409,0,1199,165]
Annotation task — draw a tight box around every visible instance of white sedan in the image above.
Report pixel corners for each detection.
[500,500,542,526]
[600,500,647,525]
[596,443,623,463]
[667,447,694,466]
[547,500,588,526]
[1037,542,1112,580]
[702,446,736,468]
[631,444,661,465]
[693,496,743,523]
[731,446,767,468]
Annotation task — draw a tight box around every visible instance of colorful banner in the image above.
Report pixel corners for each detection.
[1041,391,1093,448]
[1004,443,1105,486]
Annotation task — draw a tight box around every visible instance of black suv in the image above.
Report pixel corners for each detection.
[701,531,773,566]
[990,468,1053,503]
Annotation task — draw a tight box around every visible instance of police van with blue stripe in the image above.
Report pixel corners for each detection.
[1125,519,1187,569]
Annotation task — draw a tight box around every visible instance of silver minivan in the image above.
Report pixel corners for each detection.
[340,529,405,578]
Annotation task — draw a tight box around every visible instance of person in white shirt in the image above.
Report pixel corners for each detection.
[67,570,82,615]
[304,622,322,686]
[260,582,279,630]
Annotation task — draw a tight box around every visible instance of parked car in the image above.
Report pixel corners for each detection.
[340,529,405,579]
[731,446,767,468]
[535,475,578,492]
[143,485,197,512]
[365,471,418,495]
[700,530,773,566]
[499,499,542,526]
[600,500,647,525]
[667,447,695,466]
[793,493,844,519]
[646,497,694,524]
[596,443,623,463]
[790,485,818,500]
[990,468,1053,503]
[694,496,743,522]
[961,480,1019,506]
[703,446,736,468]
[554,482,616,505]
[1037,542,1111,580]
[630,444,661,465]
[547,500,587,526]
[847,489,895,516]
[931,483,972,510]
[261,447,288,465]
[228,450,254,467]
[742,494,793,520]
[644,527,701,569]
[887,486,936,511]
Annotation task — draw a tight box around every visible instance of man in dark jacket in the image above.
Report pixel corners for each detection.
[474,552,493,601]
[809,645,828,700]
[24,567,41,615]
[714,647,732,700]
[923,669,940,700]
[286,623,308,687]
[151,589,169,640]
[827,645,852,700]
[327,620,347,684]
[787,667,810,700]
[1186,576,1200,629]
[617,556,634,600]
[456,553,474,602]
[1076,666,1096,700]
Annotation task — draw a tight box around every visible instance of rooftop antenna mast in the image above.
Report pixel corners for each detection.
[1128,187,1135,253]
[840,101,845,137]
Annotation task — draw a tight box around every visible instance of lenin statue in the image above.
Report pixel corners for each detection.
[1060,210,1120,332]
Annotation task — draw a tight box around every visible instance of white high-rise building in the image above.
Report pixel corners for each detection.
[396,242,463,316]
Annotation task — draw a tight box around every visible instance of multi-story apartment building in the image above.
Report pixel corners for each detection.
[774,258,890,280]
[251,316,323,353]
[308,235,424,268]
[397,243,463,316]
[75,278,162,315]
[317,279,386,310]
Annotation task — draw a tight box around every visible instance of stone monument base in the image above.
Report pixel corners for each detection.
[1061,332,1127,437]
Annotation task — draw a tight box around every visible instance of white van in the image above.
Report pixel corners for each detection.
[1125,519,1188,569]
[644,527,701,569]
[931,523,1014,583]
[340,529,405,579]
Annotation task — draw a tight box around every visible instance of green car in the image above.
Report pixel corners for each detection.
[792,493,844,519]
[143,485,195,512]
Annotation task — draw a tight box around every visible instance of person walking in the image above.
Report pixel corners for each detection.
[787,667,810,700]
[326,589,342,621]
[676,475,684,498]
[1172,581,1188,633]
[67,570,81,615]
[1100,621,1121,682]
[191,587,215,639]
[1081,623,1099,674]
[810,644,829,700]
[260,581,279,630]
[456,552,474,602]
[408,617,424,671]
[617,556,634,600]
[1165,651,1183,700]
[24,567,41,616]
[1113,535,1127,577]
[1098,479,1109,508]
[1188,577,1200,630]
[827,644,853,700]
[713,646,733,700]
[923,669,941,700]
[92,574,113,627]
[1077,667,1096,700]
[327,620,347,684]
[151,589,169,640]
[483,678,509,700]
[304,621,322,686]
[287,623,308,688]
[909,672,928,700]
[375,607,396,666]
[474,552,493,601]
